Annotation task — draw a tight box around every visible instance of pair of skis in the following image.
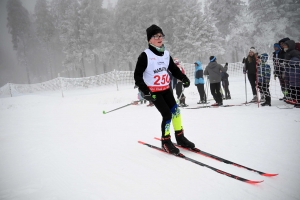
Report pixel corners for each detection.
[138,138,278,184]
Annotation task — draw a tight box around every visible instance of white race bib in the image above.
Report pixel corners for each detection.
[143,49,170,92]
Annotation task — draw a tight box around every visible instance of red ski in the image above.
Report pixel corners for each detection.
[138,141,264,184]
[154,137,278,177]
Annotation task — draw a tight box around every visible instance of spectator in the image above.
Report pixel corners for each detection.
[258,53,272,106]
[194,61,207,104]
[221,63,231,99]
[273,42,285,100]
[204,56,227,106]
[244,48,259,102]
[289,57,300,108]
[283,40,300,105]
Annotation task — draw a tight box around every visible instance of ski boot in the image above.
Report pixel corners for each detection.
[161,135,180,155]
[175,130,195,149]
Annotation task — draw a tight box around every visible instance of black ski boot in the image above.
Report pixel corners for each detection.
[261,96,271,106]
[175,130,195,149]
[161,136,180,155]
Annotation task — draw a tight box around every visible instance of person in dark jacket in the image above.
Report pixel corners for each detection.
[244,48,259,102]
[204,56,227,106]
[273,42,286,100]
[282,40,300,104]
[194,61,207,104]
[134,24,195,155]
[221,63,230,99]
[258,53,272,106]
[289,57,300,108]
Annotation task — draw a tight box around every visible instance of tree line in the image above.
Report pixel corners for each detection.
[6,0,300,84]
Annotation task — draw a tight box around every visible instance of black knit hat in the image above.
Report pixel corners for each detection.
[146,24,164,41]
[209,56,216,62]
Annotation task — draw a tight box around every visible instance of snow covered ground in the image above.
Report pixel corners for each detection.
[0,77,300,200]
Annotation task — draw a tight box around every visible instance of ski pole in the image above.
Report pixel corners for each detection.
[176,87,185,104]
[244,73,247,103]
[103,102,135,114]
[205,75,209,106]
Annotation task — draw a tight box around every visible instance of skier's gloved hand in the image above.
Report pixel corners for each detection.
[243,67,247,74]
[143,91,156,101]
[182,77,190,88]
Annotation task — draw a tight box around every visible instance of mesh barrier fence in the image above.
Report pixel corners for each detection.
[1,60,299,104]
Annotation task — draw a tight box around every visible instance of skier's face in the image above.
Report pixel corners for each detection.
[249,51,254,56]
[149,34,164,47]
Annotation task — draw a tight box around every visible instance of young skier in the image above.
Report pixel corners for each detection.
[134,24,195,155]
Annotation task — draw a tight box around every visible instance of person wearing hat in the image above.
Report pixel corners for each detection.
[194,61,207,104]
[203,56,227,106]
[258,53,272,106]
[244,48,259,102]
[282,40,300,105]
[134,24,195,155]
[273,42,286,100]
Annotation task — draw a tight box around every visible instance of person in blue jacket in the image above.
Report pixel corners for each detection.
[194,61,207,104]
[257,53,272,106]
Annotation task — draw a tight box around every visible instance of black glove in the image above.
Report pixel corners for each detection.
[143,91,156,101]
[182,77,190,88]
[243,67,247,74]
[242,57,246,64]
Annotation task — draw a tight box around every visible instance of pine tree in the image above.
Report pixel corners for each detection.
[6,0,32,83]
[204,0,245,62]
[34,0,56,79]
[207,0,245,36]
[78,0,109,75]
[170,0,224,62]
[57,0,84,77]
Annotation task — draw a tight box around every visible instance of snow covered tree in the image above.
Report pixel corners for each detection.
[34,0,56,79]
[6,0,32,83]
[245,0,300,54]
[204,0,245,62]
[207,0,245,36]
[171,0,224,62]
[55,0,85,77]
[113,0,152,70]
[77,0,110,75]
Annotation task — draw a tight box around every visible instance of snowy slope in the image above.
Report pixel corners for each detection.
[0,77,300,200]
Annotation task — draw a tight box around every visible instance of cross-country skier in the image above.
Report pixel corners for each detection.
[134,24,195,155]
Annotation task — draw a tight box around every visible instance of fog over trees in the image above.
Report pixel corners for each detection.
[2,0,300,85]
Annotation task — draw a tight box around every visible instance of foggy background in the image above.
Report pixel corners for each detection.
[0,0,299,87]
